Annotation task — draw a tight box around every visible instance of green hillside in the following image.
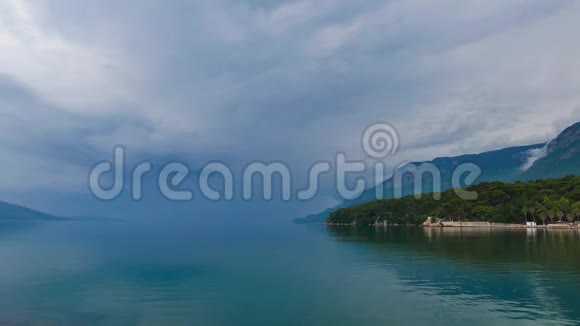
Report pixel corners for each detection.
[519,122,580,181]
[297,121,580,224]
[295,144,541,224]
[327,175,580,226]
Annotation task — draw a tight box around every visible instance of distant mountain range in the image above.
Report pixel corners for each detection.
[295,121,580,224]
[0,200,63,221]
[519,122,580,181]
[1,123,578,223]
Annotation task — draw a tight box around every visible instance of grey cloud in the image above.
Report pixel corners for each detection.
[1,0,579,197]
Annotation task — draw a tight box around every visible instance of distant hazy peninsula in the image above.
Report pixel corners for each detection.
[0,201,63,221]
[0,201,117,223]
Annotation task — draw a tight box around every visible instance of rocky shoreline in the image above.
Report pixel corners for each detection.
[324,220,580,229]
[421,217,580,229]
[422,221,580,229]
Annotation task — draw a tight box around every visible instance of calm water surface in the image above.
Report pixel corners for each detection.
[1,218,579,325]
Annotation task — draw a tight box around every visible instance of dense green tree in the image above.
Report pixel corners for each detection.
[539,211,548,225]
[327,175,580,225]
[521,207,529,222]
[557,211,565,222]
[548,210,556,223]
[473,206,493,221]
[573,202,580,220]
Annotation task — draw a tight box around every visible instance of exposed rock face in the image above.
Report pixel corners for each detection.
[304,122,580,225]
[547,122,580,157]
[519,122,580,180]
[422,216,434,226]
[422,216,444,227]
[296,143,543,224]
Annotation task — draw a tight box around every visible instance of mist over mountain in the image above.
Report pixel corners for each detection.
[295,122,580,224]
[1,122,578,224]
[519,122,580,181]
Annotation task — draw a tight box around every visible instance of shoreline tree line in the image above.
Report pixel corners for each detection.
[327,175,580,225]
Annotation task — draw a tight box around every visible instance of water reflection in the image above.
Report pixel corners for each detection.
[1,219,579,325]
[326,226,580,324]
[327,226,580,272]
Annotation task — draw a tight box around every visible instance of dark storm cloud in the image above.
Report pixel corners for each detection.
[1,0,579,193]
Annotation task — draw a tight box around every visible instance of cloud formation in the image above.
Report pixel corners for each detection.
[1,0,580,197]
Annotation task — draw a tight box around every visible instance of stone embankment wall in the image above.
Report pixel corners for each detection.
[423,219,579,229]
[440,221,492,227]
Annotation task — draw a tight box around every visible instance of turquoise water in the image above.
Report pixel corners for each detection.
[1,218,580,325]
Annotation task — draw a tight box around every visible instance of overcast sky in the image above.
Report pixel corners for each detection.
[1,0,580,199]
